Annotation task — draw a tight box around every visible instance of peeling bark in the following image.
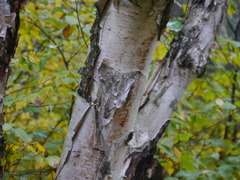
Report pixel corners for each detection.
[57,0,229,179]
[126,0,229,178]
[0,0,27,178]
[56,0,173,179]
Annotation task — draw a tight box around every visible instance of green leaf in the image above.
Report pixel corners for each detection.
[46,155,60,168]
[82,26,91,36]
[23,106,42,114]
[3,172,9,180]
[45,141,59,153]
[158,144,177,161]
[48,44,58,49]
[181,99,193,109]
[4,96,16,105]
[3,123,15,131]
[178,133,192,142]
[39,57,48,69]
[11,128,32,143]
[14,170,36,179]
[65,16,78,25]
[222,102,236,110]
[10,58,19,66]
[165,178,178,180]
[205,139,227,148]
[62,77,78,84]
[32,130,49,140]
[65,90,77,96]
[180,153,195,172]
[227,156,240,163]
[211,82,224,92]
[217,165,234,179]
[176,170,200,179]
[4,131,17,144]
[167,19,183,32]
[227,1,237,16]
[21,152,35,166]
[227,39,240,47]
[39,0,48,5]
[171,118,188,127]
[211,152,220,160]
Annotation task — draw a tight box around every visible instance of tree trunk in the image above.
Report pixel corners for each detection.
[56,0,229,179]
[0,0,26,178]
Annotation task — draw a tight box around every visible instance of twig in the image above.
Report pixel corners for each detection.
[75,0,88,48]
[27,19,69,69]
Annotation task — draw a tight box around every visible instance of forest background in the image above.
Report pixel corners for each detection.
[1,0,240,179]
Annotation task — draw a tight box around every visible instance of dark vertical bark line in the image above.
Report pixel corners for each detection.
[0,0,26,178]
[78,0,110,102]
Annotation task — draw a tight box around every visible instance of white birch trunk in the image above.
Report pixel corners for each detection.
[56,0,229,179]
[125,2,229,178]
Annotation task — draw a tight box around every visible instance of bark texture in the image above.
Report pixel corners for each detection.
[0,0,26,178]
[56,0,173,179]
[126,0,229,178]
[56,0,229,179]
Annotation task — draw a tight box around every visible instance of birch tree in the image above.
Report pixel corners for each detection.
[56,0,229,179]
[0,0,27,178]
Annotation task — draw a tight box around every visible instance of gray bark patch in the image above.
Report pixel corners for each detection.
[94,63,136,150]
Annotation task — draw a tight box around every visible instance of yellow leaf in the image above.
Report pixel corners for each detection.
[45,172,56,180]
[26,2,36,12]
[182,4,188,13]
[36,143,46,153]
[26,144,37,154]
[173,146,182,160]
[11,145,20,151]
[161,161,174,175]
[153,42,168,60]
[16,100,28,110]
[62,25,74,38]
[35,156,47,170]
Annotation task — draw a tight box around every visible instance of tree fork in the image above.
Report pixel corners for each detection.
[56,0,173,179]
[56,0,229,179]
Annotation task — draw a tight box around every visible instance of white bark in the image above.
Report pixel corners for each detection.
[123,1,229,178]
[131,0,229,148]
[56,0,173,179]
[56,0,229,179]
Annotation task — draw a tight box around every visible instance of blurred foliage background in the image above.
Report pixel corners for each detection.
[1,0,239,179]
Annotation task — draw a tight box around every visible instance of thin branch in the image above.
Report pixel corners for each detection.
[226,16,236,34]
[27,19,69,70]
[7,85,38,95]
[235,18,240,40]
[42,118,66,145]
[191,109,240,139]
[75,0,88,48]
[67,50,81,64]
